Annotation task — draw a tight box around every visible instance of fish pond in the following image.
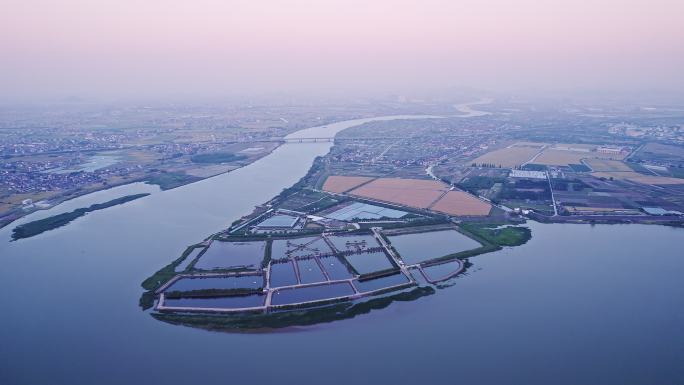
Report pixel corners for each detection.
[354,273,410,293]
[163,294,265,309]
[165,275,263,292]
[344,251,395,275]
[271,282,356,306]
[388,229,481,265]
[193,241,265,270]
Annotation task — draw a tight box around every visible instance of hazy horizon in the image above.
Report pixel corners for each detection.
[2,0,683,102]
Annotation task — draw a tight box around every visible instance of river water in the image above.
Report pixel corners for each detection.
[1,116,683,385]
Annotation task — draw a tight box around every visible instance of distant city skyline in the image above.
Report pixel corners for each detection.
[2,0,683,101]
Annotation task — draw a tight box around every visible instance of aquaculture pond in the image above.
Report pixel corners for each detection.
[388,230,481,265]
[327,234,381,252]
[271,282,355,306]
[344,251,395,275]
[193,241,265,270]
[297,258,327,284]
[269,261,298,287]
[421,260,463,282]
[271,236,331,259]
[165,275,263,292]
[319,256,354,280]
[163,294,265,309]
[354,273,410,293]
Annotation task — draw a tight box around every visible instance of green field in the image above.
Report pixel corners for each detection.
[145,172,202,190]
[460,223,531,247]
[190,152,247,164]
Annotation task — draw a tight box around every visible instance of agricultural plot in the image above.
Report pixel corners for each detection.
[322,176,373,193]
[322,176,492,217]
[473,142,625,168]
[349,178,448,209]
[471,144,542,168]
[584,159,632,172]
[193,241,266,270]
[429,190,491,216]
[591,172,684,185]
[534,149,590,166]
[634,143,684,167]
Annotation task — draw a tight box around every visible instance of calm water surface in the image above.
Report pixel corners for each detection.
[1,115,683,384]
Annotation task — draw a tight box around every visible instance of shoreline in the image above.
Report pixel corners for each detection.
[0,141,285,230]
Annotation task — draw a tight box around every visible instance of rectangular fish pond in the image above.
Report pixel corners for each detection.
[296,258,327,284]
[269,261,299,287]
[344,250,395,275]
[162,294,266,309]
[319,256,353,280]
[271,282,355,306]
[353,272,410,293]
[193,240,266,270]
[387,230,481,265]
[165,275,264,292]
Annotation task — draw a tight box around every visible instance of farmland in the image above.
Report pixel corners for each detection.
[584,159,632,172]
[591,171,684,185]
[472,142,628,168]
[321,176,373,193]
[430,190,492,216]
[348,178,447,209]
[471,143,543,167]
[323,176,492,217]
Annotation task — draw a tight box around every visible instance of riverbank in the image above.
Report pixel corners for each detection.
[0,141,285,230]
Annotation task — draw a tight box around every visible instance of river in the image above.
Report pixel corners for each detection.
[1,115,683,385]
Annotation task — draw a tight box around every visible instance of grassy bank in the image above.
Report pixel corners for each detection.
[460,223,531,247]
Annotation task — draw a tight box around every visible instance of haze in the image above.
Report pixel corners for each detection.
[2,0,683,101]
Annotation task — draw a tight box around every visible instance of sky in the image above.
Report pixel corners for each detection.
[1,0,683,101]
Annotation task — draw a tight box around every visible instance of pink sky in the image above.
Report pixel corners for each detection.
[1,0,683,100]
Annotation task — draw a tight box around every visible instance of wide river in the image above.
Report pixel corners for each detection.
[1,116,683,385]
